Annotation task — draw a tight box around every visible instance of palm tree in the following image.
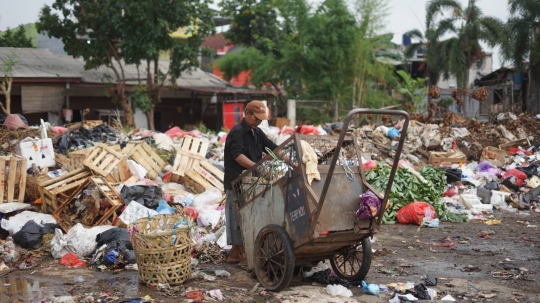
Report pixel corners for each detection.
[501,0,540,113]
[426,0,505,89]
[404,19,455,86]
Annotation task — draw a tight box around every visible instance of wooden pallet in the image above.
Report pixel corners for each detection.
[39,168,92,213]
[0,155,27,203]
[52,176,123,232]
[428,151,467,167]
[83,144,131,183]
[122,141,166,179]
[499,138,531,150]
[171,136,209,182]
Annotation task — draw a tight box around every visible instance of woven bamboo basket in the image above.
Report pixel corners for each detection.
[128,213,192,286]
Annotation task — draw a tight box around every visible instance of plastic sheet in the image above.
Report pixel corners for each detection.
[164,127,185,139]
[191,189,222,209]
[325,284,352,297]
[156,200,176,214]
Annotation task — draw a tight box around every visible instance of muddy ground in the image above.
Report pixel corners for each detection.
[1,211,539,303]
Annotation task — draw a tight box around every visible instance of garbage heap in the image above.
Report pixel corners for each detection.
[0,118,229,275]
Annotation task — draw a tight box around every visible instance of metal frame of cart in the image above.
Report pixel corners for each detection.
[232,108,409,291]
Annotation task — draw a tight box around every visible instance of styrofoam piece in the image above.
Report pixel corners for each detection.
[459,194,482,209]
[0,202,32,214]
[526,176,540,188]
[472,204,494,213]
[16,137,56,169]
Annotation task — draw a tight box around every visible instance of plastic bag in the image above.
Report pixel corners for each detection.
[396,202,437,225]
[186,130,203,138]
[191,189,223,209]
[387,127,400,140]
[156,200,176,215]
[184,207,199,220]
[478,161,498,174]
[1,211,56,235]
[96,228,132,250]
[504,169,527,186]
[60,252,87,267]
[299,125,319,135]
[444,187,457,197]
[12,220,57,250]
[118,201,159,225]
[361,280,380,296]
[326,284,352,297]
[362,160,377,171]
[164,126,185,138]
[197,209,222,228]
[356,191,382,220]
[120,185,163,209]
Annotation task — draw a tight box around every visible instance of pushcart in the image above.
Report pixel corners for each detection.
[232,108,409,291]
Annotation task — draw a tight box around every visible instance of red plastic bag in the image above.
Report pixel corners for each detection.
[504,169,527,186]
[279,126,296,134]
[51,126,68,134]
[219,133,227,143]
[60,252,87,267]
[444,187,457,197]
[298,125,318,135]
[186,290,204,302]
[185,207,198,220]
[397,202,437,225]
[362,160,377,171]
[165,127,185,138]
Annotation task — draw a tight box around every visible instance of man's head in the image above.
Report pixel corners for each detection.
[244,100,268,129]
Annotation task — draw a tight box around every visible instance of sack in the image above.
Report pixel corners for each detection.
[356,191,382,220]
[397,202,437,225]
[51,224,116,259]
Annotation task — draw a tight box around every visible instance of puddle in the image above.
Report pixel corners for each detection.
[0,277,53,303]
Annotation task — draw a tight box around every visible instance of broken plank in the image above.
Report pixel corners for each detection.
[192,164,224,192]
[199,160,224,181]
[0,157,5,202]
[18,158,27,202]
[7,158,17,202]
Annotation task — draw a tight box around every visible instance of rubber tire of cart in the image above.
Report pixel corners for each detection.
[329,237,372,281]
[254,224,295,292]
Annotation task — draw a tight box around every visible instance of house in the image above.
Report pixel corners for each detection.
[202,33,252,87]
[473,67,527,115]
[0,47,274,131]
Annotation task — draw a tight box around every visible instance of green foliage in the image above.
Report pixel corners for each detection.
[366,164,466,224]
[0,25,33,48]
[129,85,153,112]
[395,70,428,112]
[196,122,215,135]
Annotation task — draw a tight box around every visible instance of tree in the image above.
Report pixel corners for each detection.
[395,70,428,113]
[37,0,214,129]
[0,52,18,114]
[0,25,33,48]
[501,0,540,113]
[350,0,398,109]
[120,0,214,130]
[426,0,504,89]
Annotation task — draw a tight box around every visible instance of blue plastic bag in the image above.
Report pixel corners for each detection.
[156,200,176,214]
[387,127,400,140]
[361,280,380,296]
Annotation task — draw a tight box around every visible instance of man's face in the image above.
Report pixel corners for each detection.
[245,111,262,129]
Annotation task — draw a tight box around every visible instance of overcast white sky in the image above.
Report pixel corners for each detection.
[0,0,510,68]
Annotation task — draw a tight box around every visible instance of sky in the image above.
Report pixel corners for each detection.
[0,0,510,68]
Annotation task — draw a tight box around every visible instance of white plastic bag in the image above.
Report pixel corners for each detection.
[119,201,159,225]
[51,224,116,259]
[127,160,147,179]
[197,209,222,228]
[326,284,352,297]
[192,189,223,209]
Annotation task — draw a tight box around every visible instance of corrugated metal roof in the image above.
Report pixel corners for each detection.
[0,47,273,95]
[0,47,80,78]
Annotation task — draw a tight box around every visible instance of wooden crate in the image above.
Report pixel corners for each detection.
[171,136,209,182]
[52,176,123,232]
[83,144,131,183]
[0,155,27,203]
[499,138,531,150]
[428,151,467,167]
[480,146,512,167]
[122,141,165,179]
[189,160,224,192]
[39,168,92,213]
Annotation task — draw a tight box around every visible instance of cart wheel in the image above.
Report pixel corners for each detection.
[254,224,295,292]
[329,237,372,281]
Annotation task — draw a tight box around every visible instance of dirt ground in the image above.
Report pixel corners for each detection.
[1,211,539,303]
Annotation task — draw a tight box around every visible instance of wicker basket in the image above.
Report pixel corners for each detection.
[128,214,192,286]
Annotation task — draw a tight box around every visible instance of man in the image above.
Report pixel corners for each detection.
[224,100,277,267]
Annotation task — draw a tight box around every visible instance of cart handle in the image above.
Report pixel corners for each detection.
[314,108,410,228]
